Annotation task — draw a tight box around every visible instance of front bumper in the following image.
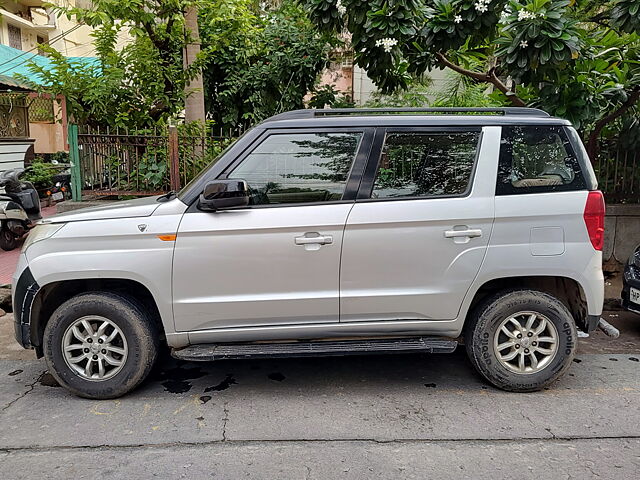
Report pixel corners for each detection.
[622,260,640,314]
[13,266,40,348]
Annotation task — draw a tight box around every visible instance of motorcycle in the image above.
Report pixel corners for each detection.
[0,168,42,251]
[47,170,72,202]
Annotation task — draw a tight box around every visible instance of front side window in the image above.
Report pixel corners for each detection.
[371,131,480,199]
[227,132,362,205]
[497,126,587,195]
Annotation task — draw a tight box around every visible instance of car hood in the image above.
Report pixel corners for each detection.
[47,196,163,223]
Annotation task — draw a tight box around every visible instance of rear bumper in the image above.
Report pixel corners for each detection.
[12,266,40,348]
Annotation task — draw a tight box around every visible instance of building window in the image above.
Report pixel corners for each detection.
[36,35,48,56]
[8,24,23,51]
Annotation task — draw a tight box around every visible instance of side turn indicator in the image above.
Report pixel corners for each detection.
[157,234,177,241]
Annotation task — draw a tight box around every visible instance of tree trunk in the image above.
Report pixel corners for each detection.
[183,5,206,124]
[434,52,526,107]
[586,86,640,161]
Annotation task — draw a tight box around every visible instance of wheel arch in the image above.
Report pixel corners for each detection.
[30,278,165,357]
[463,275,590,333]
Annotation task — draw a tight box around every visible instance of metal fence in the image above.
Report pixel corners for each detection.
[74,125,235,197]
[595,142,640,204]
[71,124,639,203]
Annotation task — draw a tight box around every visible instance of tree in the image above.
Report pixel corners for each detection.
[25,0,336,130]
[44,0,206,126]
[305,0,640,157]
[201,0,337,130]
[23,0,252,128]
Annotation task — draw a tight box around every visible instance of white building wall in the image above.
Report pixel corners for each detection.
[352,65,452,106]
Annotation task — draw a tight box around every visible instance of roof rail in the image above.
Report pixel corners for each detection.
[268,107,550,121]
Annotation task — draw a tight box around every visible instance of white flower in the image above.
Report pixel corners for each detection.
[336,0,346,15]
[520,40,528,48]
[517,10,534,21]
[454,15,462,24]
[475,2,489,13]
[375,37,398,53]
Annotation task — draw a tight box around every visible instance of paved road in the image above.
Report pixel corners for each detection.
[1,327,639,479]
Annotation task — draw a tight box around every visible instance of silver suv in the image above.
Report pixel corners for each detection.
[12,108,605,398]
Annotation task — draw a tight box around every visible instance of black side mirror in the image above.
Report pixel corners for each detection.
[198,179,250,212]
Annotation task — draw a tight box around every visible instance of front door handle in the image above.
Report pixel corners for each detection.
[444,229,482,239]
[295,233,333,246]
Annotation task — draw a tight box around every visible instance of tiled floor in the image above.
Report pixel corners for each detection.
[0,205,56,285]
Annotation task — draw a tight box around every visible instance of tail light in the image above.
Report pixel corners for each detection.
[583,191,605,251]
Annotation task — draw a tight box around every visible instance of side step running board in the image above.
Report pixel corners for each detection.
[172,337,458,361]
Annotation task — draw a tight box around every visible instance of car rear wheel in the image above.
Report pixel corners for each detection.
[43,292,159,399]
[465,289,577,392]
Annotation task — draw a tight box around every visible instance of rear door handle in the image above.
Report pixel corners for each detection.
[295,233,333,245]
[444,229,482,238]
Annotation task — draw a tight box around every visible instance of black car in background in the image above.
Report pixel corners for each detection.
[623,246,640,314]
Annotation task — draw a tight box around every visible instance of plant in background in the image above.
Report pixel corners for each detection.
[134,156,168,191]
[308,84,355,108]
[22,1,207,128]
[432,72,503,107]
[305,0,640,158]
[364,77,433,107]
[22,157,57,190]
[202,0,337,130]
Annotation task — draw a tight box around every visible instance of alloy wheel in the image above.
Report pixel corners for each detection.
[62,316,128,381]
[493,311,559,374]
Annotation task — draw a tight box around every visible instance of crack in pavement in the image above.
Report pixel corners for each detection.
[0,370,46,414]
[1,434,639,454]
[221,403,229,442]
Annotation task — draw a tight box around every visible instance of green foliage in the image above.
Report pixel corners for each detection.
[23,157,58,189]
[23,0,202,128]
[305,0,640,148]
[202,0,335,129]
[496,0,583,84]
[26,0,334,130]
[364,78,432,107]
[309,84,355,108]
[611,0,640,34]
[23,1,257,128]
[433,73,503,107]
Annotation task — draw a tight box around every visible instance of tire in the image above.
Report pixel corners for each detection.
[0,227,17,251]
[43,292,159,399]
[465,289,577,392]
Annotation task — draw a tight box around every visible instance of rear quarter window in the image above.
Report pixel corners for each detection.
[497,125,588,195]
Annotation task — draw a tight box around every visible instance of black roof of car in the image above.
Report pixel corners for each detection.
[261,108,571,128]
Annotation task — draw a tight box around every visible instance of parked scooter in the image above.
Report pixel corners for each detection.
[0,169,42,251]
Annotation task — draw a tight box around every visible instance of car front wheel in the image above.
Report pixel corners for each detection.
[43,292,159,399]
[465,289,577,392]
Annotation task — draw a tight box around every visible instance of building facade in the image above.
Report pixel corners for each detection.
[0,1,99,154]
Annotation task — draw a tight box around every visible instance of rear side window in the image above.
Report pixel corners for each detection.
[371,131,480,199]
[227,132,362,205]
[497,126,587,195]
